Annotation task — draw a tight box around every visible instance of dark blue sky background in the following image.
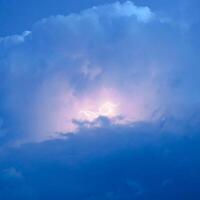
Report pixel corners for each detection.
[0,0,116,36]
[1,0,200,199]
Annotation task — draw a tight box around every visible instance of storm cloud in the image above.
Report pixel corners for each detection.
[0,118,200,199]
[0,1,200,199]
[0,1,199,143]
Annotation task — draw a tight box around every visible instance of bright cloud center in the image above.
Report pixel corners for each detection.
[80,102,119,121]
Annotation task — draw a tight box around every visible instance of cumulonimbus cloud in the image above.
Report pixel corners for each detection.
[0,1,198,143]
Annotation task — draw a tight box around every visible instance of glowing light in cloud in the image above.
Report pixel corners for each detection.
[80,102,119,121]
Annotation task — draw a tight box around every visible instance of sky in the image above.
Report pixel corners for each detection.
[0,0,200,199]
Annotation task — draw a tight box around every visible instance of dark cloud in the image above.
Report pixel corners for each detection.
[0,118,200,199]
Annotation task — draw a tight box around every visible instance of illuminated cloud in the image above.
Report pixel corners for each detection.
[0,1,198,142]
[0,1,200,199]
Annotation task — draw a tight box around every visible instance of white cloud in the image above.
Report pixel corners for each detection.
[0,31,31,46]
[85,1,154,22]
[0,1,196,143]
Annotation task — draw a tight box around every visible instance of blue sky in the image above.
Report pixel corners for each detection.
[0,0,118,36]
[0,0,200,199]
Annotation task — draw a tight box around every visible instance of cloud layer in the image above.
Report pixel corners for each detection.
[0,119,200,199]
